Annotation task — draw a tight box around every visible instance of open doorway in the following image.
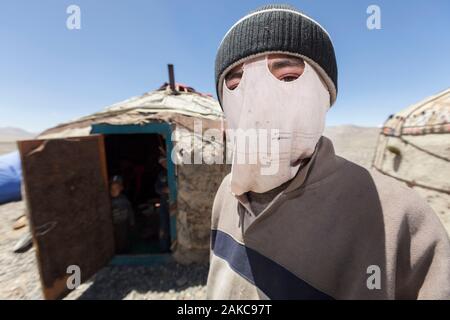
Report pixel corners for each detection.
[104,134,171,255]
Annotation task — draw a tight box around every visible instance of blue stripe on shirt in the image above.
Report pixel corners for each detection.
[211,229,333,300]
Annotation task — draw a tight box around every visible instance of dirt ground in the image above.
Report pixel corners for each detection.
[0,126,448,299]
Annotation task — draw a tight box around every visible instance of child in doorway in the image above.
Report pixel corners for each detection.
[110,175,135,254]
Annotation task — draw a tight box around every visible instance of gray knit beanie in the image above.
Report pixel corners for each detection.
[215,4,338,106]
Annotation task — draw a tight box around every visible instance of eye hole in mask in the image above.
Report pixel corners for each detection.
[224,54,305,91]
[224,63,244,91]
[266,54,305,83]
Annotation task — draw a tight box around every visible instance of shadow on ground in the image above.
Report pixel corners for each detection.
[70,262,209,300]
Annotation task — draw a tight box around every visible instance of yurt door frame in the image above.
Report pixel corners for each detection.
[91,123,177,265]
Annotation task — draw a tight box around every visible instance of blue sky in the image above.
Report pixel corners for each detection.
[0,0,449,133]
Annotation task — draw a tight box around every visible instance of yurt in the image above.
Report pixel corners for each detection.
[17,72,230,299]
[372,88,450,217]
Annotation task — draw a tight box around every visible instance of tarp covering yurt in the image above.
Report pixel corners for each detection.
[0,151,22,204]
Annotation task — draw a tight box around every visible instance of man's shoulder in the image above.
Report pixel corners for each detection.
[335,156,434,217]
[336,155,410,192]
[352,159,442,224]
[336,157,450,246]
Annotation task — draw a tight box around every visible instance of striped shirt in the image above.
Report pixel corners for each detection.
[207,137,450,299]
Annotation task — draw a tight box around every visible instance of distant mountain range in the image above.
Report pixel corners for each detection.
[0,127,36,142]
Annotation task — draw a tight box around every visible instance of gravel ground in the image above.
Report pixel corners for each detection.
[0,201,42,299]
[66,263,207,300]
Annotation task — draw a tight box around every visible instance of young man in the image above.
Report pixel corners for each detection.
[207,4,450,299]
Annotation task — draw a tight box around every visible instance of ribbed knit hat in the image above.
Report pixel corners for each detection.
[215,4,338,106]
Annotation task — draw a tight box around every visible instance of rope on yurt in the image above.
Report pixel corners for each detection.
[373,167,450,195]
[399,136,450,162]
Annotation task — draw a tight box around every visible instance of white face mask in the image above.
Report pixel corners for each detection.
[222,55,330,196]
